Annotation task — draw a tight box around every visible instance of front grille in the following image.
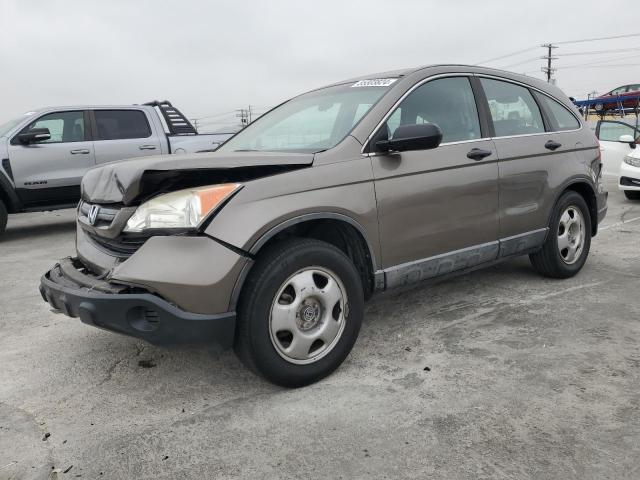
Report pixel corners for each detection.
[79,202,120,228]
[86,231,149,257]
[79,201,147,257]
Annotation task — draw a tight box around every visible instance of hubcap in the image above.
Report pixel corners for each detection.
[557,205,585,265]
[269,267,347,365]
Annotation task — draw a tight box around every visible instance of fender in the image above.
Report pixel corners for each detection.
[227,212,382,311]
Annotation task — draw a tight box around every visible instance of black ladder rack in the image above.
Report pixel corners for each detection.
[143,100,198,135]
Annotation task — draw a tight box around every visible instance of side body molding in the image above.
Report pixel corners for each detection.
[383,228,548,289]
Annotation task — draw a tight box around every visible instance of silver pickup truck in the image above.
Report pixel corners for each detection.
[0,101,232,235]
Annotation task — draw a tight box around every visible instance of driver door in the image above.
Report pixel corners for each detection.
[8,110,95,207]
[370,76,499,286]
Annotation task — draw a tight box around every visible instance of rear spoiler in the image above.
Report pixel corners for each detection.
[143,100,198,135]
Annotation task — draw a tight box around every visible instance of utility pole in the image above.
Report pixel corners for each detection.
[191,118,199,132]
[236,109,249,128]
[541,43,558,83]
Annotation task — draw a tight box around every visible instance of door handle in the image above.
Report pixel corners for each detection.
[70,149,90,154]
[138,145,157,150]
[466,148,493,161]
[545,140,562,151]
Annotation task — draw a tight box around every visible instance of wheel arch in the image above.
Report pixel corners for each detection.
[551,178,598,236]
[229,213,381,311]
[0,171,21,213]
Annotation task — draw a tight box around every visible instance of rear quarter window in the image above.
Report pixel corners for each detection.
[535,94,581,131]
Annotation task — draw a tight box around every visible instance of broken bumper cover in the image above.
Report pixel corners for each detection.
[39,258,236,347]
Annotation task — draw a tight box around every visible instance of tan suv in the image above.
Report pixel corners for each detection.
[41,65,608,387]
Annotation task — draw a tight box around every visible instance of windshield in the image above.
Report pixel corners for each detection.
[219,81,396,153]
[0,112,38,138]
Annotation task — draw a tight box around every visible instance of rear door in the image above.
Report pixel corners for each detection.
[91,109,162,164]
[479,77,575,241]
[370,75,500,285]
[595,120,640,176]
[8,110,94,207]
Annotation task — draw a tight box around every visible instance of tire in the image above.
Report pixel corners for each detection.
[235,238,364,387]
[0,200,7,236]
[624,190,640,201]
[529,191,592,279]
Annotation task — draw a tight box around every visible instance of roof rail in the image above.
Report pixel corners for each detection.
[143,100,198,135]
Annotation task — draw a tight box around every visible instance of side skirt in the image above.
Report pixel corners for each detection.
[381,228,547,290]
[15,186,81,210]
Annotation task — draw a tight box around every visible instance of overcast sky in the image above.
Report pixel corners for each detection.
[1,0,639,130]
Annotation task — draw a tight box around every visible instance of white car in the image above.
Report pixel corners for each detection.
[593,119,640,200]
[620,147,640,200]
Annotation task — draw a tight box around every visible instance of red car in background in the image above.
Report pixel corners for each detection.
[594,83,640,112]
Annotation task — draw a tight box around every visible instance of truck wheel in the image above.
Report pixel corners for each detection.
[235,238,364,387]
[530,191,591,279]
[0,200,7,236]
[624,190,640,200]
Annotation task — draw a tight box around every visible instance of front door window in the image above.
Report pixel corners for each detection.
[20,111,85,144]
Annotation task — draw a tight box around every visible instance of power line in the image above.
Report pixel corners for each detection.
[560,63,640,69]
[559,52,640,69]
[500,56,542,69]
[476,32,640,73]
[553,32,640,45]
[192,110,237,120]
[475,46,539,65]
[556,46,640,57]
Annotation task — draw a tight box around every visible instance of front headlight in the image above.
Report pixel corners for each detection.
[624,155,640,168]
[124,183,242,232]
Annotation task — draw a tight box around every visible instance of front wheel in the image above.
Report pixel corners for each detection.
[0,200,7,236]
[530,191,591,278]
[624,190,640,201]
[235,238,364,387]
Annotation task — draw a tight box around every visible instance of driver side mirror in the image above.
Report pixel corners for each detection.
[619,134,637,149]
[376,123,443,153]
[17,128,51,145]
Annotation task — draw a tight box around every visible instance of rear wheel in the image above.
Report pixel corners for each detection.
[530,191,591,278]
[235,238,364,387]
[624,190,640,200]
[0,200,7,236]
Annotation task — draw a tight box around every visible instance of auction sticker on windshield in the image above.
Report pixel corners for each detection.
[352,79,397,88]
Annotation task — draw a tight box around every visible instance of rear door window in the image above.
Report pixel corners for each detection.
[535,94,580,131]
[94,110,151,140]
[480,78,545,137]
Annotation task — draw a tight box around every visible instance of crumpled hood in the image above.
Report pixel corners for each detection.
[81,151,314,205]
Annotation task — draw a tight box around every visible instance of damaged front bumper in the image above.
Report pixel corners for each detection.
[40,257,236,347]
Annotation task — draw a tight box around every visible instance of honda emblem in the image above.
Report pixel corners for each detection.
[88,205,100,225]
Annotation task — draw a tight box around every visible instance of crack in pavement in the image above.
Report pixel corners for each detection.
[98,342,146,386]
